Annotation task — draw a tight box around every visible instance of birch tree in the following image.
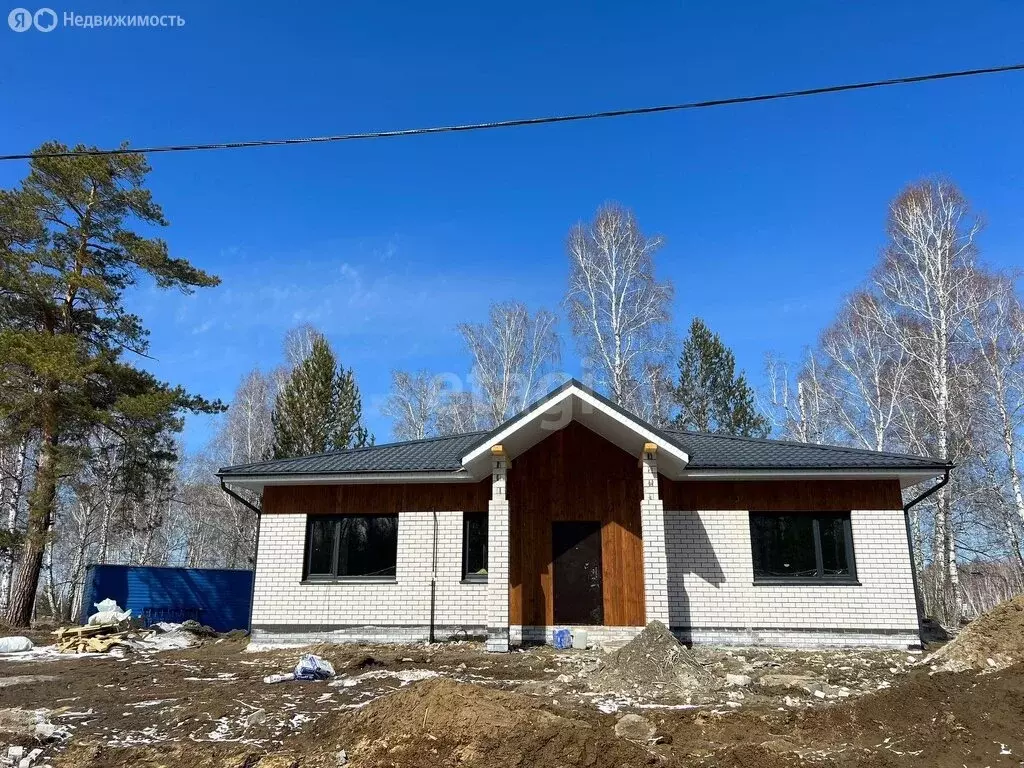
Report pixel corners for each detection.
[874,179,987,624]
[764,351,834,444]
[271,323,324,394]
[208,369,274,561]
[0,433,32,612]
[283,323,322,369]
[457,301,560,427]
[967,272,1024,567]
[382,371,447,440]
[436,391,485,435]
[819,291,912,451]
[212,370,275,470]
[566,204,674,417]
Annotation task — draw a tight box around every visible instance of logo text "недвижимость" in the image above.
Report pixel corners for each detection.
[8,8,185,31]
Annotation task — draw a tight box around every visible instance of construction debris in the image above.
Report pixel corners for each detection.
[2,746,47,768]
[0,707,66,744]
[139,623,200,652]
[53,625,133,655]
[48,617,222,655]
[758,672,824,692]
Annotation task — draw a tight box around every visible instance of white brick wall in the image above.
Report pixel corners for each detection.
[639,447,670,626]
[662,508,920,647]
[251,510,487,645]
[250,498,920,650]
[486,454,510,651]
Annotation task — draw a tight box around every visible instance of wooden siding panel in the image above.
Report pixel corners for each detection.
[658,477,902,512]
[262,480,491,515]
[508,421,645,627]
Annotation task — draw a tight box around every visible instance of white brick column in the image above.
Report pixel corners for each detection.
[486,445,511,651]
[639,442,670,626]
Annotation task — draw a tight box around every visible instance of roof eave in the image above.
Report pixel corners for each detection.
[218,469,480,490]
[679,466,950,488]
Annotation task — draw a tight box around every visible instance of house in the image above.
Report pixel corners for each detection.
[217,379,951,651]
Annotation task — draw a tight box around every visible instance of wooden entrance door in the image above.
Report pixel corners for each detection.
[552,521,604,625]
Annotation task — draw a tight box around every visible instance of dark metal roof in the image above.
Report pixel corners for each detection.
[217,431,486,477]
[217,379,950,478]
[657,428,951,471]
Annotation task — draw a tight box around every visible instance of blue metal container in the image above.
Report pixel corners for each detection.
[80,564,255,633]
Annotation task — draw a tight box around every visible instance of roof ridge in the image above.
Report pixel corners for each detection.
[660,427,944,464]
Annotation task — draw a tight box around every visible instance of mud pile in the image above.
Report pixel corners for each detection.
[927,594,1024,671]
[588,620,717,698]
[326,677,651,768]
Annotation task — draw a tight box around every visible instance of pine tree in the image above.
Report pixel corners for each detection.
[0,142,224,625]
[272,336,371,458]
[672,318,769,437]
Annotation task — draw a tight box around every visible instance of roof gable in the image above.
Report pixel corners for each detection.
[460,379,690,479]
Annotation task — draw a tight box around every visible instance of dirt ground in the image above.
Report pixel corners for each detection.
[926,593,1024,672]
[0,631,1020,768]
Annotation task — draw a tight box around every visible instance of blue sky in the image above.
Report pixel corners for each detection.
[2,0,1023,450]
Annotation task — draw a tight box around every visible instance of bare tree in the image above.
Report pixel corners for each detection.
[0,433,32,612]
[457,301,560,427]
[641,361,674,427]
[874,179,988,624]
[382,371,447,440]
[269,324,326,395]
[208,369,274,564]
[763,351,833,444]
[436,390,485,435]
[819,291,912,451]
[967,272,1024,568]
[212,370,276,471]
[283,323,324,369]
[566,204,674,416]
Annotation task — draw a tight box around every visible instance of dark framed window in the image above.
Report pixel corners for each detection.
[749,512,858,584]
[462,512,488,582]
[304,514,398,580]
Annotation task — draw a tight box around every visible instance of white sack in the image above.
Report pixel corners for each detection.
[0,636,34,653]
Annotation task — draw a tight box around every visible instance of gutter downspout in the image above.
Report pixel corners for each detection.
[219,478,262,636]
[902,467,951,647]
[429,510,438,644]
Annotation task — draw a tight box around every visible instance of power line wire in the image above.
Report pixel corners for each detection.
[3,62,1023,162]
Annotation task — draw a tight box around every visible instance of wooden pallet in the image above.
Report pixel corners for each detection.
[54,623,134,653]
